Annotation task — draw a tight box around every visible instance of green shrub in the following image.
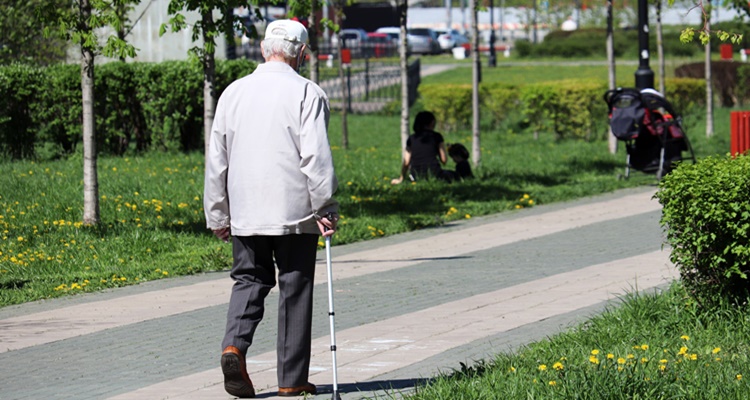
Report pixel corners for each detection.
[32,64,82,157]
[480,83,521,128]
[664,77,705,116]
[96,62,147,155]
[520,80,607,140]
[655,155,750,305]
[738,64,750,107]
[0,59,257,159]
[516,28,700,59]
[0,63,43,159]
[419,84,473,132]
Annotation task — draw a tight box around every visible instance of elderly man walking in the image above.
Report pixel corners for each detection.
[203,19,339,398]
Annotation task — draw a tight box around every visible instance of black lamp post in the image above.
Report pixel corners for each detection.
[634,0,654,89]
[489,0,496,67]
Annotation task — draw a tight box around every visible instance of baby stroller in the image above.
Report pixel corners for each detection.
[603,87,696,179]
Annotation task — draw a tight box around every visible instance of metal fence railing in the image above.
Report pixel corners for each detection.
[233,41,420,114]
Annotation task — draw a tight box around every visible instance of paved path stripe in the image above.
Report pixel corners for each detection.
[0,190,659,353]
[108,249,676,400]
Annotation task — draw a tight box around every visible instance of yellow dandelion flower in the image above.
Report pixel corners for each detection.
[688,354,697,361]
[737,374,743,380]
[680,335,690,341]
[641,344,649,350]
[678,346,688,355]
[549,381,556,386]
[607,353,615,359]
[659,365,667,371]
[617,358,626,365]
[538,364,547,371]
[591,349,600,355]
[589,356,600,365]
[641,357,648,363]
[464,214,471,219]
[17,236,23,242]
[660,359,668,364]
[509,366,516,372]
[627,354,635,359]
[712,347,721,354]
[162,271,169,276]
[553,362,564,371]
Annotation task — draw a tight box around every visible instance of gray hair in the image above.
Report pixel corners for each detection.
[261,38,304,61]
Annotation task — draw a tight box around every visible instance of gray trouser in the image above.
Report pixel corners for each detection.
[222,234,318,387]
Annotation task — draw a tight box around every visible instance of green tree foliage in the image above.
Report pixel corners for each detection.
[0,0,70,65]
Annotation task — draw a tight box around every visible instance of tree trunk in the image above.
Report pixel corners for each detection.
[309,1,319,83]
[656,0,665,94]
[202,11,217,155]
[470,0,480,167]
[399,0,409,151]
[81,0,100,226]
[606,0,617,154]
[334,7,349,149]
[704,2,714,138]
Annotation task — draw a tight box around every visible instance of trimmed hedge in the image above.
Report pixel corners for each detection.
[419,77,703,139]
[656,154,750,306]
[0,59,256,160]
[515,28,703,59]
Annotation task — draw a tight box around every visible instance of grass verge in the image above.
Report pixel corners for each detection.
[400,282,750,400]
[0,107,731,306]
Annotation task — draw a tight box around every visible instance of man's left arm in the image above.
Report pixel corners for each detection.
[298,87,339,223]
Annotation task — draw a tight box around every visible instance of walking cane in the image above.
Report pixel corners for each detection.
[324,215,342,400]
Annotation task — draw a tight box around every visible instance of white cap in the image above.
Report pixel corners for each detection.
[264,19,308,44]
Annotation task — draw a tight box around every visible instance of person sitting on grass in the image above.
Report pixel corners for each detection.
[390,111,451,184]
[447,142,473,181]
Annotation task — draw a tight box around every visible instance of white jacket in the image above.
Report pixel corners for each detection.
[203,61,338,236]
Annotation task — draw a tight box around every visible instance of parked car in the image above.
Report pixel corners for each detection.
[407,28,441,55]
[375,26,401,45]
[434,28,470,51]
[331,28,368,49]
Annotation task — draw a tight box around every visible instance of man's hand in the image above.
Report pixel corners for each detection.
[212,227,231,243]
[317,213,338,237]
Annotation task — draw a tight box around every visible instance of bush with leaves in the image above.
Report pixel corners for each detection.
[0,58,256,159]
[655,154,750,306]
[0,64,43,159]
[481,83,521,128]
[419,84,473,132]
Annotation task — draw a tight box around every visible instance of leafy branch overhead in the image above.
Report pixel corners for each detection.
[39,0,138,60]
[668,0,744,45]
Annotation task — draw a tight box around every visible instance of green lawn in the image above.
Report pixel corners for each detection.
[1,58,743,399]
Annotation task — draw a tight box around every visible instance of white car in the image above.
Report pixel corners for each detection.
[406,28,441,55]
[435,29,470,51]
[375,27,401,44]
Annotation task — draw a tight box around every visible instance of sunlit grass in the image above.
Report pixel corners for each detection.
[402,283,750,400]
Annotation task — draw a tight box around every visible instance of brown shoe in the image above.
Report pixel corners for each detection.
[221,346,256,398]
[278,382,317,397]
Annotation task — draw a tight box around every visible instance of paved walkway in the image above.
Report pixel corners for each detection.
[0,186,677,400]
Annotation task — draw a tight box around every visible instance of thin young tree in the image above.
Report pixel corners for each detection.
[399,0,409,150]
[330,0,349,149]
[161,0,250,154]
[40,0,138,226]
[655,0,665,94]
[308,0,320,83]
[703,0,714,137]
[606,0,617,154]
[469,0,481,167]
